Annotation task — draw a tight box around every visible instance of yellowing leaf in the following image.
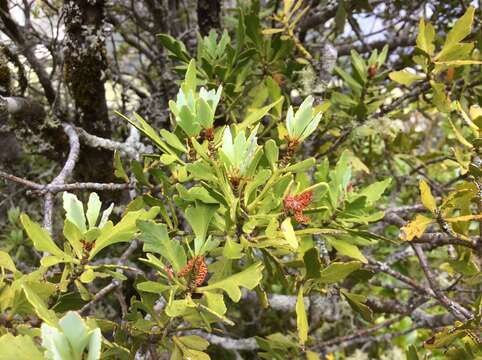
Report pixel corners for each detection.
[400,214,433,241]
[419,180,437,213]
[469,105,482,121]
[389,70,425,86]
[456,101,479,131]
[435,60,482,66]
[445,214,482,222]
[262,28,284,35]
[280,217,299,250]
[448,119,473,148]
[296,286,308,345]
[306,351,320,360]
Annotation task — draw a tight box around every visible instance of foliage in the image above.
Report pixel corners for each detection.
[0,1,481,360]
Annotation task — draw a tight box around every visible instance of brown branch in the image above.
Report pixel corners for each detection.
[0,170,43,189]
[366,258,435,296]
[383,212,477,250]
[189,330,258,351]
[43,123,80,234]
[79,239,140,315]
[411,244,473,321]
[0,172,133,194]
[0,1,56,104]
[76,126,142,159]
[336,35,415,56]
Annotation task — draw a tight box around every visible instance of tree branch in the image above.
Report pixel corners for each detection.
[43,123,80,234]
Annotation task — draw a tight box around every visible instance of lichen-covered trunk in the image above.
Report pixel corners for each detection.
[64,0,113,181]
[197,0,221,36]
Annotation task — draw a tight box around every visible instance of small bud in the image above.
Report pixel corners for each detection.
[446,67,455,81]
[368,64,378,79]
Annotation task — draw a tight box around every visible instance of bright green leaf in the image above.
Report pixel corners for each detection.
[296,286,308,345]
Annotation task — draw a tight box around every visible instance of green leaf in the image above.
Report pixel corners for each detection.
[58,312,91,356]
[86,193,102,230]
[416,18,435,55]
[197,98,215,129]
[62,220,82,260]
[160,154,177,165]
[89,207,159,259]
[223,238,244,259]
[62,192,87,233]
[296,286,308,345]
[136,281,170,293]
[173,336,210,360]
[244,169,271,206]
[406,345,420,360]
[0,333,44,360]
[443,6,475,48]
[327,238,367,263]
[160,129,187,153]
[166,296,196,317]
[238,97,283,130]
[319,261,362,284]
[41,311,102,360]
[389,70,425,86]
[431,82,451,113]
[20,214,66,258]
[303,247,322,280]
[436,43,475,63]
[158,33,190,62]
[80,269,96,283]
[419,179,437,213]
[198,262,264,302]
[341,290,373,322]
[182,59,197,93]
[280,217,299,250]
[204,291,227,318]
[0,250,16,272]
[264,139,279,168]
[358,178,391,205]
[184,202,218,243]
[113,150,129,182]
[283,158,315,173]
[22,284,58,326]
[351,50,367,83]
[137,220,186,272]
[334,66,362,94]
[116,111,170,154]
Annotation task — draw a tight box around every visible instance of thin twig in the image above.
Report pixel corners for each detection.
[411,244,472,321]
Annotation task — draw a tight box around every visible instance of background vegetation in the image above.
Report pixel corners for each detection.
[0,0,481,359]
